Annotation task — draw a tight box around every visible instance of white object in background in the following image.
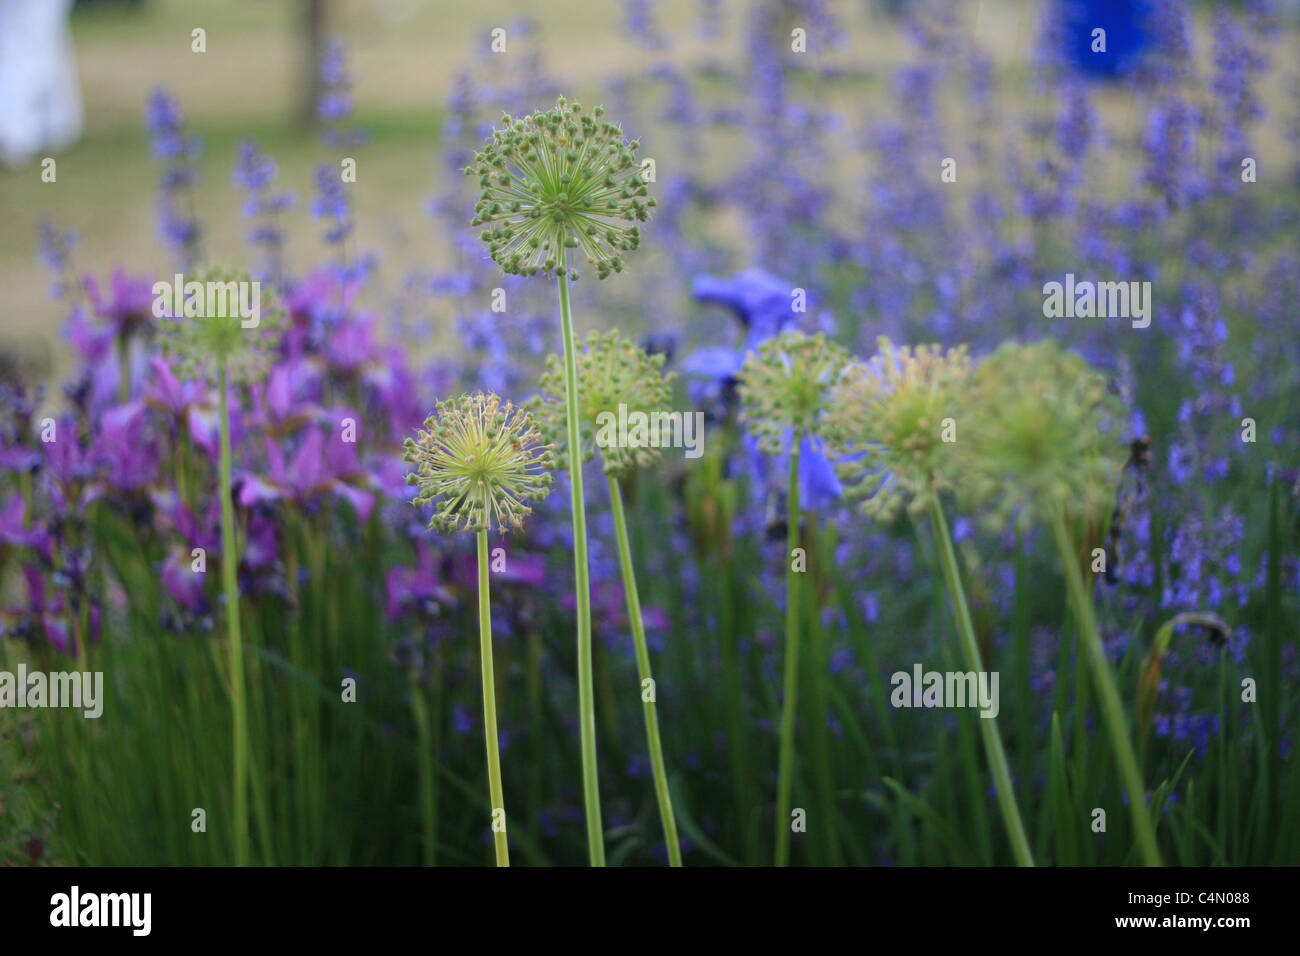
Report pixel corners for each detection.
[0,0,83,168]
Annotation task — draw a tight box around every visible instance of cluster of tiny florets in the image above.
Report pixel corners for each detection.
[467,97,655,280]
[957,340,1125,530]
[825,337,973,522]
[156,266,284,383]
[530,330,676,479]
[738,331,849,453]
[403,393,555,535]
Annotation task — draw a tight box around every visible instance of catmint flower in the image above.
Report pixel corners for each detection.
[156,267,284,384]
[737,330,848,454]
[529,329,676,479]
[145,89,202,266]
[824,337,972,522]
[958,340,1125,530]
[467,96,655,279]
[36,218,80,300]
[311,162,353,246]
[233,139,295,280]
[404,393,555,535]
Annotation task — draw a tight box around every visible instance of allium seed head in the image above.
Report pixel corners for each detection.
[957,340,1125,530]
[738,330,849,454]
[825,337,972,522]
[529,330,676,479]
[157,266,284,384]
[467,97,655,280]
[403,393,555,535]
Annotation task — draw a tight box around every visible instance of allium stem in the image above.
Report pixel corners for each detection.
[607,474,682,866]
[558,269,605,866]
[1050,506,1162,867]
[928,497,1035,867]
[774,437,802,867]
[477,526,510,867]
[217,361,249,867]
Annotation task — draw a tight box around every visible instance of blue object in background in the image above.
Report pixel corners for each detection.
[1060,0,1152,79]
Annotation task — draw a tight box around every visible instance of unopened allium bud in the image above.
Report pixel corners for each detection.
[403,393,555,535]
[825,337,972,522]
[467,97,655,280]
[530,330,676,479]
[738,330,849,453]
[958,340,1124,530]
[157,266,283,384]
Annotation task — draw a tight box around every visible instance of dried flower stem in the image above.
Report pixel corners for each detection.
[608,474,681,866]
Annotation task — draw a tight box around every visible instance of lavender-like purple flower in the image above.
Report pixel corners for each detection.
[145,89,202,266]
[233,139,295,282]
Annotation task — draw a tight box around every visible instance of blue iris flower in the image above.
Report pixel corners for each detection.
[1060,0,1152,79]
[683,268,842,512]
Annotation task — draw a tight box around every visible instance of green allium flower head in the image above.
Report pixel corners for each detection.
[958,340,1125,530]
[404,392,555,535]
[467,96,655,280]
[825,337,973,522]
[738,330,849,454]
[529,329,676,479]
[157,266,284,384]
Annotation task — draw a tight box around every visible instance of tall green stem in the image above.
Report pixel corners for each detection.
[217,362,249,866]
[557,269,605,866]
[928,497,1035,867]
[774,437,801,866]
[477,527,510,867]
[1049,506,1162,867]
[607,475,682,866]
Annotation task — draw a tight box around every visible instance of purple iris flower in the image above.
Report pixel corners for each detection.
[246,359,321,438]
[161,548,208,611]
[0,495,46,552]
[237,426,375,522]
[144,356,209,422]
[385,541,456,621]
[84,270,155,341]
[19,565,76,655]
[449,549,547,592]
[63,306,111,364]
[91,400,158,492]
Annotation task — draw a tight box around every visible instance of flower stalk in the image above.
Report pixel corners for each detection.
[404,391,553,867]
[557,269,605,866]
[217,360,249,867]
[477,522,509,867]
[774,436,802,867]
[929,495,1034,866]
[1050,506,1162,867]
[608,474,681,866]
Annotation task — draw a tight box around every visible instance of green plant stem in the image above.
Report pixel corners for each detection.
[557,268,605,866]
[217,361,249,867]
[117,338,130,404]
[928,497,1035,867]
[410,673,437,866]
[774,437,801,866]
[607,474,682,866]
[477,527,509,867]
[1049,506,1162,867]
